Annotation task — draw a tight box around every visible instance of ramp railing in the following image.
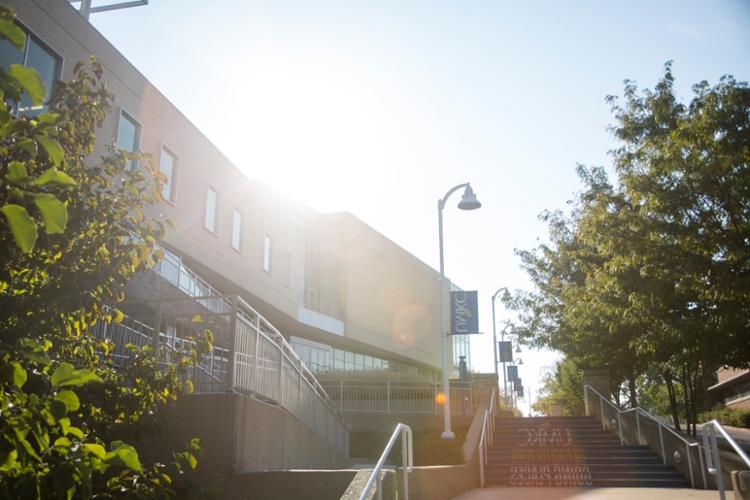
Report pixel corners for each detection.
[358,423,413,500]
[702,419,750,500]
[478,388,497,487]
[584,384,706,489]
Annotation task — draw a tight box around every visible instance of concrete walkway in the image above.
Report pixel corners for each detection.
[451,487,719,499]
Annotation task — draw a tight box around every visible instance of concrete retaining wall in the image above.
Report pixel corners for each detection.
[139,392,348,483]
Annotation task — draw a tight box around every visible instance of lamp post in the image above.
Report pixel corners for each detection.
[508,358,523,411]
[437,182,481,439]
[491,288,508,398]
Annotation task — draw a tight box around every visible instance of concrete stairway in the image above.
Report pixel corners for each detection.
[486,416,690,488]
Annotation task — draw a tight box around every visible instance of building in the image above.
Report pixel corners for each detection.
[4,0,477,471]
[707,368,750,411]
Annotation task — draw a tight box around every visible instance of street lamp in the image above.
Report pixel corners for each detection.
[491,288,508,393]
[437,182,481,440]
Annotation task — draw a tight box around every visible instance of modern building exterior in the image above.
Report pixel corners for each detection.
[4,1,483,471]
[5,0,471,382]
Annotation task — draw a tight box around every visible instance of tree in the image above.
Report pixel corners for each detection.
[532,358,585,416]
[508,63,750,435]
[0,7,209,498]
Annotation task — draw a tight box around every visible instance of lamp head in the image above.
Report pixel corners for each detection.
[518,359,524,366]
[457,184,481,210]
[515,345,522,353]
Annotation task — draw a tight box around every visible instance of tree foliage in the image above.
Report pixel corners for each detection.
[532,358,585,417]
[507,63,750,434]
[0,7,209,498]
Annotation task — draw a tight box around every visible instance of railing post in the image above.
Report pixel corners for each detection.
[584,385,590,416]
[152,302,162,357]
[708,425,726,500]
[686,441,694,489]
[658,424,666,465]
[401,430,409,500]
[617,412,623,445]
[226,296,238,391]
[600,398,605,430]
[387,381,391,415]
[277,348,284,405]
[253,316,261,393]
[636,410,641,444]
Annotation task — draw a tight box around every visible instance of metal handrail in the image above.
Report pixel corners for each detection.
[359,423,413,500]
[478,388,497,487]
[583,384,705,489]
[702,419,750,500]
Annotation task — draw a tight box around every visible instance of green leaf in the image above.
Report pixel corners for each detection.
[0,19,25,50]
[37,112,60,125]
[15,138,37,156]
[32,166,76,187]
[106,441,142,472]
[1,203,38,253]
[82,443,106,460]
[33,193,68,234]
[6,161,27,182]
[51,362,102,388]
[36,136,64,166]
[10,361,26,388]
[54,390,80,412]
[9,64,45,106]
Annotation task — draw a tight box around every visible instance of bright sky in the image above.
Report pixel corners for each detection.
[90,0,750,414]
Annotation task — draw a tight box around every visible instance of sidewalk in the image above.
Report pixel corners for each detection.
[451,487,718,500]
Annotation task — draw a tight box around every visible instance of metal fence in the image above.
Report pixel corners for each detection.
[321,380,474,416]
[90,295,349,460]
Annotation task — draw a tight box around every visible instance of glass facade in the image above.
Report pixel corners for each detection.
[452,333,471,370]
[291,336,438,382]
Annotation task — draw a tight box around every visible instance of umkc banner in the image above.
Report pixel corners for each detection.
[450,290,480,335]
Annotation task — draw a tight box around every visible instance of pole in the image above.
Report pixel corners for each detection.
[437,199,455,439]
[501,328,507,406]
[491,294,498,386]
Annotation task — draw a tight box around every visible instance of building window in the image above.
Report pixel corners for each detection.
[284,250,292,287]
[204,187,218,233]
[158,146,177,203]
[116,110,141,169]
[263,235,272,273]
[0,28,61,116]
[231,209,243,252]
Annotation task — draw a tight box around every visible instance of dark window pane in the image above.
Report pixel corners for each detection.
[0,37,23,69]
[19,37,58,116]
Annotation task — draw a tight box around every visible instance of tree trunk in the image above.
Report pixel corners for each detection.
[663,368,681,432]
[628,371,638,409]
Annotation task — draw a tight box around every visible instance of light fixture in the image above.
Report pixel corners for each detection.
[457,184,481,210]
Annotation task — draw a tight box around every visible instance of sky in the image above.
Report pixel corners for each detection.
[89,0,750,414]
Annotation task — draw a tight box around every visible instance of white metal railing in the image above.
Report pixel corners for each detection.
[702,419,750,500]
[359,423,413,500]
[152,248,231,315]
[478,388,497,487]
[584,384,706,489]
[321,380,473,416]
[231,296,349,458]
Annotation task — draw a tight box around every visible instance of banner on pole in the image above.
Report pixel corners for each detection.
[450,291,480,335]
[498,341,513,362]
[516,384,524,398]
[507,365,518,382]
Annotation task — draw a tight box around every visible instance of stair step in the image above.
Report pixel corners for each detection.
[485,478,691,488]
[486,464,676,472]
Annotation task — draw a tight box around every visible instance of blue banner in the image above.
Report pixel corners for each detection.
[450,290,480,335]
[507,365,518,382]
[498,341,513,362]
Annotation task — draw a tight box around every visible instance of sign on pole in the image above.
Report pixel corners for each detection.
[450,291,480,335]
[507,365,518,382]
[516,384,524,398]
[498,341,513,362]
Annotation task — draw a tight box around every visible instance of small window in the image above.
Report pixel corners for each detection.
[204,187,218,233]
[158,146,178,203]
[116,110,141,169]
[284,250,292,287]
[0,28,61,116]
[263,235,272,273]
[231,209,243,251]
